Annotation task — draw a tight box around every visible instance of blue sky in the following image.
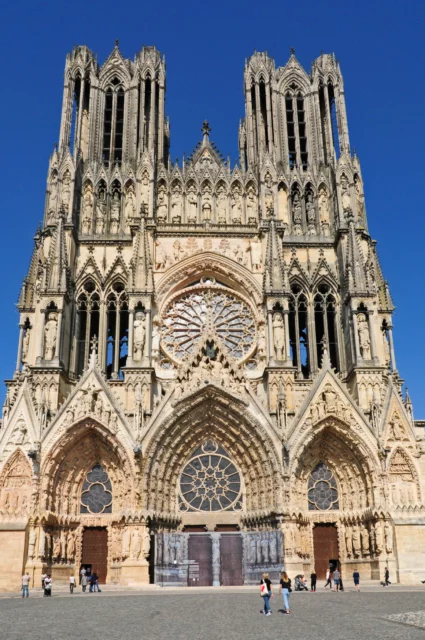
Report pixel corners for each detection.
[0,0,424,414]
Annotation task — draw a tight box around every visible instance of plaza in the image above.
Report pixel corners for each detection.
[1,586,425,640]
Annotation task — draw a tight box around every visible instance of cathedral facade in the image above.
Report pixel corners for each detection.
[1,43,424,589]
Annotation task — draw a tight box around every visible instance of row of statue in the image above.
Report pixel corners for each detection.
[154,237,262,271]
[155,533,186,565]
[63,384,118,432]
[27,527,77,563]
[283,524,311,558]
[309,383,353,424]
[344,521,393,557]
[246,532,282,565]
[174,354,246,400]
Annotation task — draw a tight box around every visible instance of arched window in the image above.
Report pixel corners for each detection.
[80,464,112,514]
[328,83,340,159]
[285,92,296,168]
[285,85,308,170]
[314,283,339,371]
[75,280,100,376]
[308,462,339,511]
[288,284,310,378]
[296,93,308,169]
[106,281,128,379]
[102,77,125,167]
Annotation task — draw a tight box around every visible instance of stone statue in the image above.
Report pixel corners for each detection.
[264,173,274,214]
[216,185,227,223]
[354,176,364,221]
[384,522,393,554]
[95,190,106,234]
[256,536,262,564]
[61,171,71,211]
[382,327,391,367]
[344,525,352,557]
[361,526,370,556]
[110,191,121,234]
[374,521,383,554]
[323,384,337,413]
[306,192,316,235]
[53,534,61,561]
[318,186,330,236]
[249,237,262,271]
[133,312,146,361]
[151,320,160,360]
[67,531,75,561]
[340,175,351,213]
[261,534,269,564]
[82,183,93,234]
[201,184,212,221]
[124,184,136,225]
[122,528,131,559]
[94,396,103,420]
[269,534,278,564]
[156,185,168,222]
[249,536,257,564]
[140,172,150,207]
[38,527,46,559]
[357,313,371,360]
[28,528,37,559]
[142,529,150,559]
[352,525,361,557]
[272,313,285,360]
[231,185,242,223]
[22,328,30,362]
[246,185,257,221]
[154,241,168,270]
[171,183,183,220]
[257,324,266,361]
[44,312,57,360]
[131,528,142,560]
[292,191,302,234]
[48,171,58,219]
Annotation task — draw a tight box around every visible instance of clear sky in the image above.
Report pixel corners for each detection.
[1,0,424,414]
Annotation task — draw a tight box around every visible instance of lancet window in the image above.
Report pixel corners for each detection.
[106,281,129,379]
[308,462,339,511]
[285,86,308,170]
[288,284,310,378]
[75,280,100,376]
[314,283,339,371]
[328,83,340,159]
[102,77,125,166]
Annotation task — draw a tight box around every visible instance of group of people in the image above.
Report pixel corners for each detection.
[260,571,292,616]
[20,567,102,597]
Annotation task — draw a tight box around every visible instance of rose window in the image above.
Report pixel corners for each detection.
[161,285,256,362]
[80,464,112,514]
[179,441,242,512]
[308,462,339,511]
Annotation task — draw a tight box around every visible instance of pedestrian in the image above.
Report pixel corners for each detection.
[384,566,391,587]
[310,569,317,592]
[81,573,87,593]
[41,572,46,589]
[80,566,86,585]
[44,575,52,597]
[69,575,75,594]
[94,572,102,593]
[89,573,95,593]
[259,572,273,616]
[353,570,360,592]
[21,572,30,598]
[324,567,332,589]
[279,571,291,614]
[333,568,341,592]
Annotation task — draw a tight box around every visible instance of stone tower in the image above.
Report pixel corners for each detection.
[0,44,424,590]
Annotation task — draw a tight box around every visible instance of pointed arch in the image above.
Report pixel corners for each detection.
[0,449,32,518]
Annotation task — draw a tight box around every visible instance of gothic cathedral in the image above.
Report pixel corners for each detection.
[1,43,424,589]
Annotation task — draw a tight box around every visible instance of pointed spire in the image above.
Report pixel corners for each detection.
[263,212,284,293]
[320,337,331,370]
[201,120,211,145]
[88,335,99,370]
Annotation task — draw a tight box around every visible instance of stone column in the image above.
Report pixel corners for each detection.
[55,309,63,364]
[112,309,120,378]
[267,309,274,363]
[211,533,221,587]
[128,309,135,364]
[15,324,24,375]
[387,324,397,372]
[36,310,46,363]
[352,312,360,365]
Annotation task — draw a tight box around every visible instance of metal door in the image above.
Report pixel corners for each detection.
[220,534,243,586]
[82,527,108,584]
[188,535,212,587]
[313,524,339,579]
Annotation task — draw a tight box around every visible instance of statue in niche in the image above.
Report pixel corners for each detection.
[361,526,370,556]
[260,534,269,564]
[269,534,278,564]
[249,237,262,271]
[67,531,75,561]
[246,185,257,221]
[201,184,212,221]
[264,173,274,215]
[151,319,160,360]
[357,313,371,360]
[323,383,337,413]
[94,396,103,420]
[122,528,131,559]
[38,528,46,560]
[306,192,316,235]
[352,525,361,557]
[272,313,285,360]
[292,191,302,235]
[47,171,58,220]
[374,521,383,554]
[216,185,227,223]
[340,174,351,213]
[131,528,142,560]
[388,415,407,441]
[53,534,61,562]
[384,521,393,554]
[142,529,150,559]
[231,185,242,223]
[154,241,168,270]
[22,328,30,362]
[156,185,168,222]
[110,191,121,234]
[61,171,71,212]
[140,172,150,207]
[124,184,136,226]
[28,528,37,560]
[257,323,266,360]
[354,176,365,222]
[95,189,107,234]
[44,312,57,360]
[344,525,352,557]
[382,327,391,367]
[171,183,183,221]
[133,312,146,361]
[82,183,93,234]
[318,186,330,236]
[186,185,197,223]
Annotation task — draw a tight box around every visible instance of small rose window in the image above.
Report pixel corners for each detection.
[308,462,339,511]
[80,464,112,514]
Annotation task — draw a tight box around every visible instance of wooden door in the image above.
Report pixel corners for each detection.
[82,527,108,584]
[188,535,212,587]
[313,524,339,580]
[220,535,243,586]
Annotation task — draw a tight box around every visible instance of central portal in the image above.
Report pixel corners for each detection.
[82,527,108,584]
[188,535,213,586]
[313,523,339,579]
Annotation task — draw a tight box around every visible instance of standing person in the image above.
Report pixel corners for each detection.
[353,570,360,592]
[259,572,273,616]
[89,573,96,593]
[81,573,87,593]
[279,571,292,614]
[324,567,332,589]
[310,570,317,592]
[94,572,102,593]
[333,568,341,592]
[69,575,75,594]
[80,566,86,585]
[44,575,52,597]
[21,572,30,598]
[41,572,46,590]
[384,566,390,587]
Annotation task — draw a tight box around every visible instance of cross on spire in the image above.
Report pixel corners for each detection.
[202,120,211,142]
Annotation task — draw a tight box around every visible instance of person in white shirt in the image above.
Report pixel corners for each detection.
[21,572,30,598]
[69,575,75,594]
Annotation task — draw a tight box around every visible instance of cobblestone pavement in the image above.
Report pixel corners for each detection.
[1,589,425,640]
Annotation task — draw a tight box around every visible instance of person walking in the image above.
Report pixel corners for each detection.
[353,570,360,592]
[310,570,317,592]
[69,575,75,594]
[81,573,87,593]
[21,572,30,598]
[279,571,292,614]
[80,566,86,585]
[324,567,332,589]
[333,568,341,592]
[41,573,46,590]
[384,566,391,587]
[260,572,273,616]
[89,573,96,593]
[44,575,52,597]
